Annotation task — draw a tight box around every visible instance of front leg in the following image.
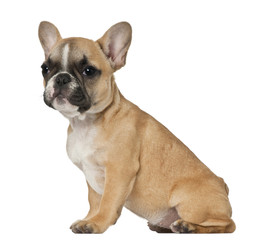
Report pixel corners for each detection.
[71,162,138,233]
[85,182,101,220]
[70,182,101,232]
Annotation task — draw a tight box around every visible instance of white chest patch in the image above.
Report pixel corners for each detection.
[66,118,105,195]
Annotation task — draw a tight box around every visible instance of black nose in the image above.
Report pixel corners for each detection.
[55,73,71,87]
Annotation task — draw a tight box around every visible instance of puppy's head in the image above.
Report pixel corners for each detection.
[38,21,132,118]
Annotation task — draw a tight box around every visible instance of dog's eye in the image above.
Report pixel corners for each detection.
[41,64,50,76]
[83,66,97,76]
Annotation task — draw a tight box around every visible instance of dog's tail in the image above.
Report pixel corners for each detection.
[219,177,229,195]
[218,177,229,195]
[224,182,229,195]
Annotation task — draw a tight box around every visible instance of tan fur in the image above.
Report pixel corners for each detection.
[39,21,235,234]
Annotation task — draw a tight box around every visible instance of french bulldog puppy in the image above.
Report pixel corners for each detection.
[38,21,235,234]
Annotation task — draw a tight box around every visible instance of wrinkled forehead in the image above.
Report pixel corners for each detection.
[49,38,108,70]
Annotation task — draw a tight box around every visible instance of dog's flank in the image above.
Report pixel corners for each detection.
[39,21,235,234]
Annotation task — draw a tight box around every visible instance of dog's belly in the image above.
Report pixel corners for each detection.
[67,125,105,195]
[125,198,180,227]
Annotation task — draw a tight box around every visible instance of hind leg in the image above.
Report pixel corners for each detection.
[169,178,235,233]
[170,218,236,233]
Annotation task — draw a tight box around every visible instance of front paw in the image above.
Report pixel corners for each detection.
[70,219,100,234]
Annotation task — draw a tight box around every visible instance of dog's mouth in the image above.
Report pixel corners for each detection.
[54,94,67,105]
[43,89,67,108]
[44,86,91,114]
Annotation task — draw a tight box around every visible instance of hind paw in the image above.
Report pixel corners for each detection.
[170,220,195,233]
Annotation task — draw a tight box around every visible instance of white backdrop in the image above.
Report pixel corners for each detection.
[0,0,253,239]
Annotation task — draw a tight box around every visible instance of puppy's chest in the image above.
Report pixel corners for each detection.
[66,124,105,195]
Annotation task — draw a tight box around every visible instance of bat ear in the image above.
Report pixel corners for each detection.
[97,22,132,71]
[38,21,62,59]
